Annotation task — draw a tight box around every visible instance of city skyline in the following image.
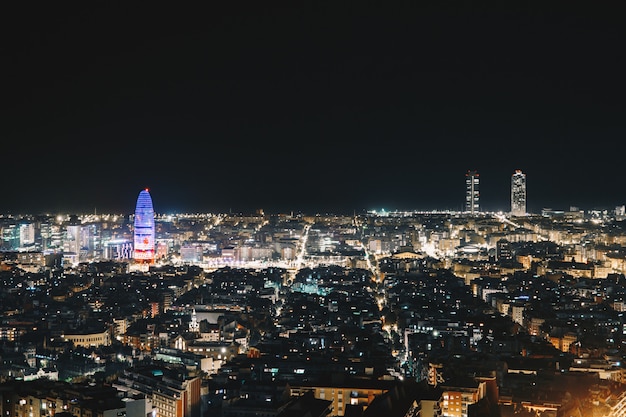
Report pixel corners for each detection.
[3,186,626,415]
[0,168,622,217]
[5,3,626,215]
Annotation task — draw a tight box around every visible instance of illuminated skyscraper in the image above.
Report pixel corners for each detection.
[511,170,527,216]
[465,170,480,214]
[133,188,155,263]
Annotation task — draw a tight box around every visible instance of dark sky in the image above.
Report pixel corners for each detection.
[4,3,626,215]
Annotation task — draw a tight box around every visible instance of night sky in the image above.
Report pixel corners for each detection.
[4,3,626,215]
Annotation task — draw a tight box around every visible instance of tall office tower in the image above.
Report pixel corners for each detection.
[19,223,35,247]
[511,170,527,216]
[133,188,155,264]
[465,170,480,214]
[64,223,81,265]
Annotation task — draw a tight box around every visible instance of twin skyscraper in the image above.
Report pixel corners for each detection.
[465,170,527,216]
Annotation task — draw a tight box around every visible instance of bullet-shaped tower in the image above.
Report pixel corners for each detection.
[133,188,155,264]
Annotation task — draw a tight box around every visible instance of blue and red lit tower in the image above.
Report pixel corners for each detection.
[133,188,155,264]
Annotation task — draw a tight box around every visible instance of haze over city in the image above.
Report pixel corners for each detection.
[5,3,626,215]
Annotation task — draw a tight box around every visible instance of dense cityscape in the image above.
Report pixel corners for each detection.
[1,171,626,417]
[4,1,626,416]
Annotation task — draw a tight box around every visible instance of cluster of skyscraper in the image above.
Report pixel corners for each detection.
[465,169,527,216]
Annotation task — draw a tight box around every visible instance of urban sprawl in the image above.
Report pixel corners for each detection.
[2,197,626,416]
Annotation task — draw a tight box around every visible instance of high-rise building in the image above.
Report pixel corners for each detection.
[465,170,480,214]
[133,188,155,264]
[64,223,81,265]
[511,170,526,216]
[19,222,35,247]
